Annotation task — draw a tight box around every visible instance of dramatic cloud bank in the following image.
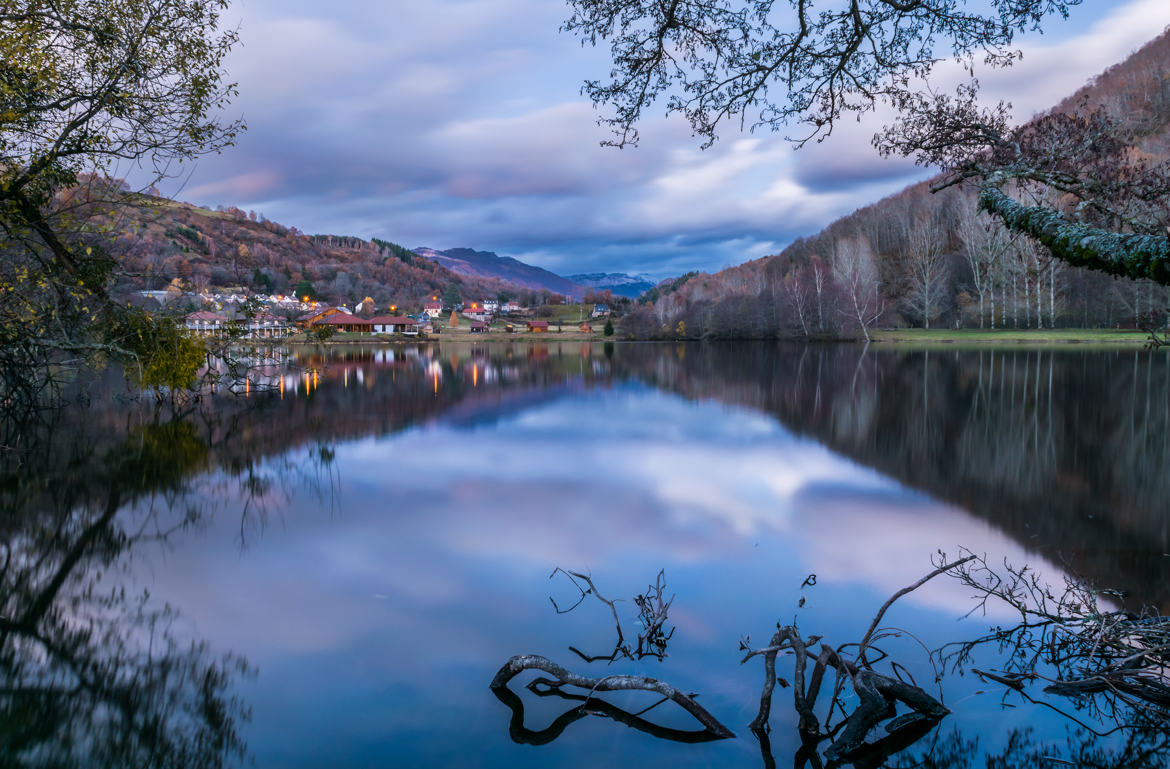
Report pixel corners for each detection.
[167,0,1170,280]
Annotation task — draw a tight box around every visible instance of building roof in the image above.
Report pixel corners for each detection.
[297,307,336,321]
[318,312,371,325]
[187,311,226,321]
[369,315,418,325]
[527,320,549,328]
[424,301,442,309]
[470,321,489,329]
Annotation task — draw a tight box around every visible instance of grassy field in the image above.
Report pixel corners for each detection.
[867,328,1155,346]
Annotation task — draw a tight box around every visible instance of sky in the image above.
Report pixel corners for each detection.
[163,0,1170,281]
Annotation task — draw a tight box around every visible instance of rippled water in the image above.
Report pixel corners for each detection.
[3,341,1168,767]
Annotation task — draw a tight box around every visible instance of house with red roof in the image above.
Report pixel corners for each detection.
[315,312,372,333]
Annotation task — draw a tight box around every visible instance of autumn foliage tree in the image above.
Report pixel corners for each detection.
[0,0,242,405]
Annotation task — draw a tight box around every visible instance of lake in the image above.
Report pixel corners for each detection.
[2,341,1168,768]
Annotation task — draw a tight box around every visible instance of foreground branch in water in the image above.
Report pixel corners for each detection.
[940,550,1170,729]
[490,654,734,739]
[742,556,973,761]
[548,567,675,662]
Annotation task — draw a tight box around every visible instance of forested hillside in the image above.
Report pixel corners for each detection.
[106,198,530,308]
[622,29,1170,340]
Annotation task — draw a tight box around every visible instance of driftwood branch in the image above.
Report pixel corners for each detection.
[743,559,971,763]
[490,654,734,739]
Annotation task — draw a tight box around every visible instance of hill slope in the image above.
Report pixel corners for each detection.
[623,29,1170,339]
[106,201,528,309]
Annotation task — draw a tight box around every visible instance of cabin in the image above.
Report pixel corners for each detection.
[526,320,549,333]
[422,301,443,319]
[370,316,419,335]
[469,321,489,334]
[591,304,611,318]
[296,306,343,329]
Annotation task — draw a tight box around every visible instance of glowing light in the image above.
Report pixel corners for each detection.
[473,365,478,387]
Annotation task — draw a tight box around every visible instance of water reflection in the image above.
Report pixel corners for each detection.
[2,341,1167,767]
[0,418,252,768]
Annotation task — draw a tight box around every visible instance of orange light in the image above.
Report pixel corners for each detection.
[302,296,310,302]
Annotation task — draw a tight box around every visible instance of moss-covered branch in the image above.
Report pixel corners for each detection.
[979,182,1170,285]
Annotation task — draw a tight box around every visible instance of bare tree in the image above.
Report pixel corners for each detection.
[958,207,1009,328]
[781,269,812,337]
[833,238,883,341]
[903,218,951,328]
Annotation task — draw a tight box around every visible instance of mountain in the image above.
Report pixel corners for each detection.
[565,272,656,299]
[414,247,585,299]
[102,199,527,310]
[622,28,1170,339]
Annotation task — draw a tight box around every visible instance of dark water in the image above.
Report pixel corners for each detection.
[2,341,1168,768]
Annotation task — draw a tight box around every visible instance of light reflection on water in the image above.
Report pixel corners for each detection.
[3,341,1168,767]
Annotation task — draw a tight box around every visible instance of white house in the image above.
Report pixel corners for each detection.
[422,301,443,319]
[185,310,227,336]
[370,316,420,335]
[462,302,490,322]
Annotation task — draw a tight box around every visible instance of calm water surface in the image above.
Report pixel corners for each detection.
[3,341,1168,767]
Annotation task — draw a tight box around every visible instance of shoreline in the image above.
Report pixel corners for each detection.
[238,328,1161,348]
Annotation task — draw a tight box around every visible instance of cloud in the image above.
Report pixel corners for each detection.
[187,170,283,201]
[163,0,1170,279]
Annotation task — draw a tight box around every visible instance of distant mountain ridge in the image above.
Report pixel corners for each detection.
[414,247,585,298]
[566,272,656,299]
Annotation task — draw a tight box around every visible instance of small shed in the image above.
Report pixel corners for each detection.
[469,321,489,334]
[526,320,549,333]
[577,322,593,333]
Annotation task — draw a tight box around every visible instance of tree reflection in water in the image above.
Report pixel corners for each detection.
[0,397,331,768]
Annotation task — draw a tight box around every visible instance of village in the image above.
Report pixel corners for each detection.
[178,292,616,340]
